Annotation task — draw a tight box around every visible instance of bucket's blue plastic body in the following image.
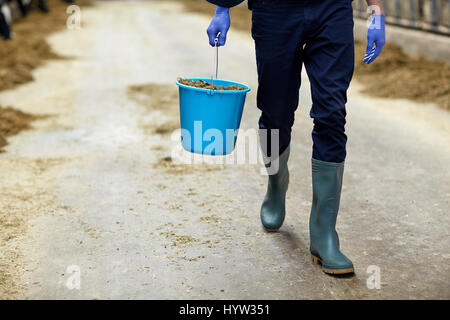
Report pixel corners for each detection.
[176,78,250,155]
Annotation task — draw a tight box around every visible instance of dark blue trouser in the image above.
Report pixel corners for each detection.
[252,0,355,163]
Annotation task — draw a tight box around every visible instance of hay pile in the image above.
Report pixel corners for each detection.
[0,0,92,150]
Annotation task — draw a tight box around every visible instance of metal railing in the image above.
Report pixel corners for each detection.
[353,0,450,36]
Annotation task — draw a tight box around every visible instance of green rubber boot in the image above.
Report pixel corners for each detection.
[260,146,290,231]
[309,159,354,275]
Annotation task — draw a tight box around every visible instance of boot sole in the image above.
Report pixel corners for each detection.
[262,226,280,232]
[311,254,354,275]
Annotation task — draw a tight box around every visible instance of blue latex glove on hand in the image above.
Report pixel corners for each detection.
[207,6,230,47]
[363,14,386,64]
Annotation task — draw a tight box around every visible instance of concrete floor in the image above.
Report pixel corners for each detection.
[0,1,449,299]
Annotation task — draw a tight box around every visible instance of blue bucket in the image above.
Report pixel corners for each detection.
[176,78,251,155]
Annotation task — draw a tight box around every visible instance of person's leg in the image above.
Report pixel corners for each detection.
[252,1,304,159]
[252,0,304,231]
[304,1,354,163]
[16,0,29,16]
[0,10,11,40]
[38,0,49,13]
[303,0,355,274]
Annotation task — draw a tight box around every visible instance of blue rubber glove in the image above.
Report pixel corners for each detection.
[207,6,230,47]
[363,14,386,64]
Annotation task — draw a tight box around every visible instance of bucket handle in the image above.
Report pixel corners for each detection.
[210,36,219,95]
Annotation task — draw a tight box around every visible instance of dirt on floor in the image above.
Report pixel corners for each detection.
[0,206,24,299]
[0,0,91,92]
[0,0,91,299]
[175,0,450,110]
[0,156,69,299]
[128,83,180,116]
[0,106,45,151]
[0,0,92,151]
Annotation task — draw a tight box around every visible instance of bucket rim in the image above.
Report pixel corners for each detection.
[176,78,251,94]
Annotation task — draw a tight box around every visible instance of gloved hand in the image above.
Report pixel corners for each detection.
[207,6,230,47]
[363,14,386,64]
